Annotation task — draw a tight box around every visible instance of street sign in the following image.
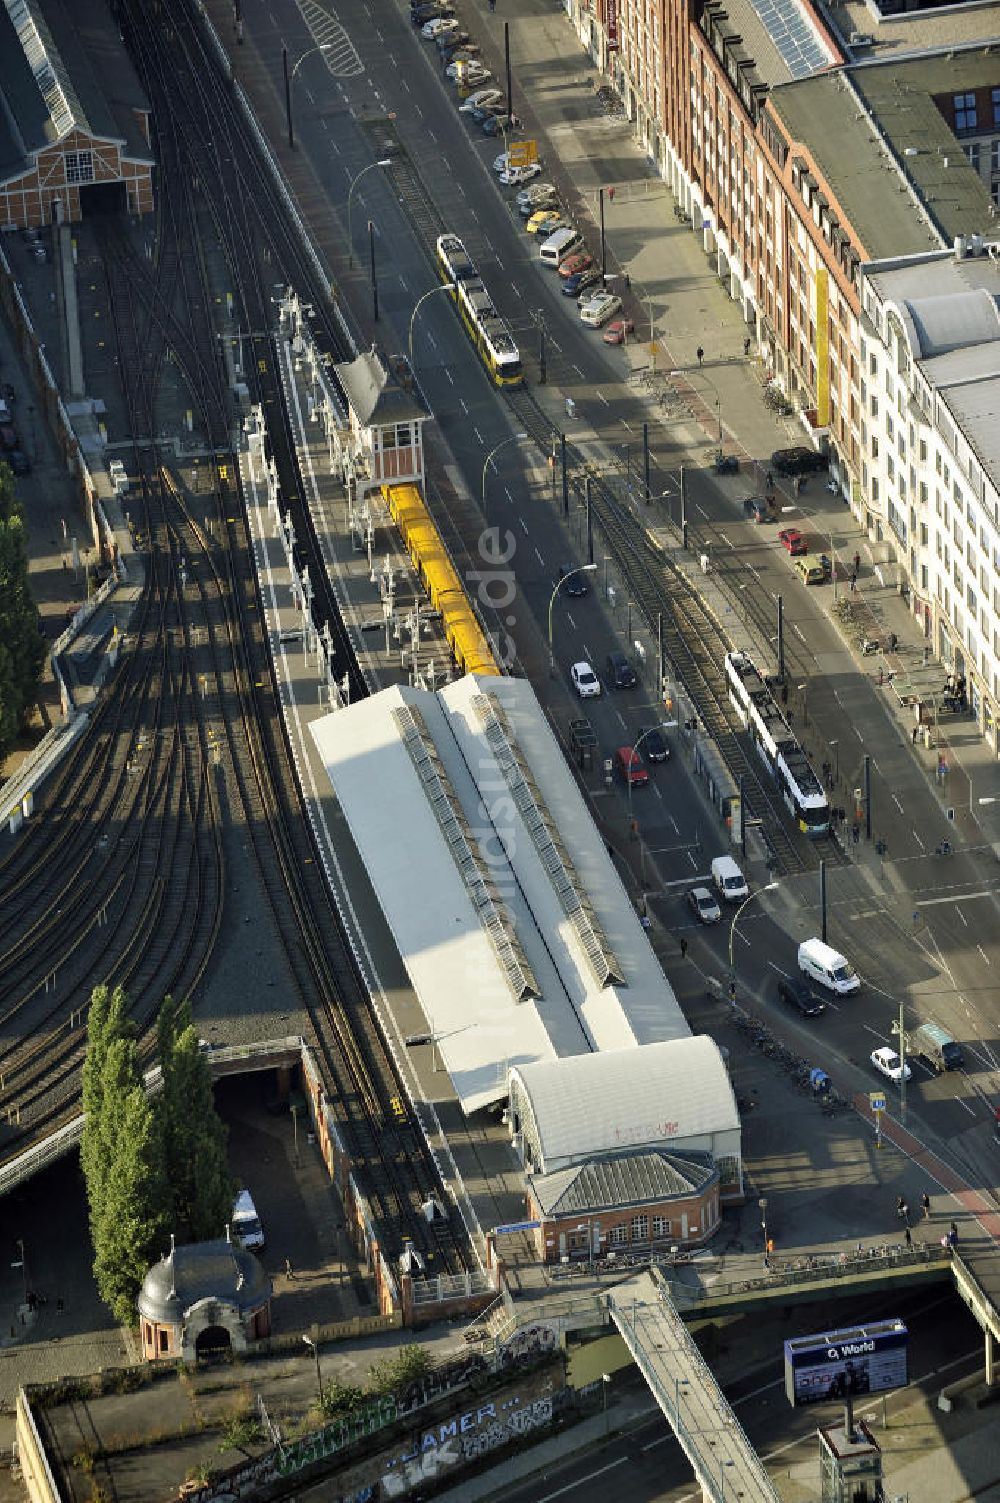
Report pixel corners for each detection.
[508,140,538,169]
[869,1093,886,1113]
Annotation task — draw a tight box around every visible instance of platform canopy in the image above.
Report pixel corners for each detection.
[309,676,689,1114]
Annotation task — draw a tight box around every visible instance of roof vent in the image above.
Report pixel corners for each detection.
[904,146,918,158]
[849,31,874,45]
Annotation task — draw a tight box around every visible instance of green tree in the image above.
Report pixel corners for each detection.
[0,472,45,761]
[157,996,233,1240]
[81,986,170,1323]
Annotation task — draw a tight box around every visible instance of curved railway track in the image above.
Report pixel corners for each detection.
[2,0,473,1275]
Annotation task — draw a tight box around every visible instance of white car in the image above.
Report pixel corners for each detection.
[460,88,504,112]
[447,60,490,80]
[687,886,722,925]
[499,164,542,186]
[493,150,532,174]
[422,16,454,35]
[516,181,556,209]
[579,291,622,328]
[571,661,601,699]
[870,1046,912,1086]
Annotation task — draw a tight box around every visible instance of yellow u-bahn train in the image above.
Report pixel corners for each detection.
[436,233,523,387]
[383,484,500,677]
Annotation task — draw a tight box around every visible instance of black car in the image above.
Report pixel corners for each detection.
[5,449,30,476]
[606,650,637,689]
[777,977,825,1017]
[481,114,516,136]
[562,267,602,298]
[637,726,669,763]
[558,564,588,597]
[770,445,829,477]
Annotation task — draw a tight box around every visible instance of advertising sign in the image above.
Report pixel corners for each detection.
[508,140,539,169]
[783,1320,908,1408]
[606,0,618,50]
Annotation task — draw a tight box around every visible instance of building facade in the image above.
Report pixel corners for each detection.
[861,239,1000,750]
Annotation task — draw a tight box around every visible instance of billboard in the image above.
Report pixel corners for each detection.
[606,0,618,50]
[783,1320,908,1408]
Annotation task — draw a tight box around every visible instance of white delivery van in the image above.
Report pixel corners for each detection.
[797,938,860,995]
[231,1189,265,1251]
[711,855,749,902]
[539,227,584,268]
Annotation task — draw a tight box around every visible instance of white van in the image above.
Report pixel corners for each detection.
[797,938,859,996]
[231,1189,265,1251]
[540,227,583,269]
[711,855,749,902]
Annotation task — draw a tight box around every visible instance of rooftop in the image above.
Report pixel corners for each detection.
[703,0,839,94]
[334,347,430,428]
[529,1148,717,1218]
[768,55,994,261]
[138,1238,271,1326]
[309,677,689,1114]
[823,0,1000,62]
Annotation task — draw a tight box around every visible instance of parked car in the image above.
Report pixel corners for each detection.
[0,424,18,452]
[481,113,517,135]
[559,251,594,280]
[636,726,669,763]
[499,163,542,186]
[5,449,30,476]
[460,88,504,113]
[777,976,825,1017]
[770,445,828,476]
[562,266,602,298]
[571,660,601,699]
[871,1046,911,1086]
[519,192,559,218]
[687,886,722,925]
[606,649,637,689]
[517,181,556,209]
[777,527,807,556]
[602,318,635,345]
[615,745,649,788]
[525,209,566,236]
[579,291,622,328]
[422,17,455,37]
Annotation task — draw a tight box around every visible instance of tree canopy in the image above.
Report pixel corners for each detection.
[81,988,236,1325]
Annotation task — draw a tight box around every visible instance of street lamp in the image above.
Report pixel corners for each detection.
[11,1239,27,1305]
[720,1458,735,1499]
[728,881,779,979]
[302,1334,324,1406]
[626,721,675,822]
[282,44,333,149]
[830,739,839,786]
[547,564,597,674]
[408,282,456,366]
[602,1372,612,1438]
[481,431,528,520]
[347,160,391,268]
[759,1197,769,1271]
[797,679,808,727]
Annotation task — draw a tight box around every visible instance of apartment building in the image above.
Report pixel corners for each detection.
[861,240,1000,749]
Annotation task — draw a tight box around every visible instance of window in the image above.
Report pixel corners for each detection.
[966,143,981,173]
[993,87,1000,127]
[609,1223,627,1247]
[65,150,94,184]
[631,1214,649,1242]
[158,1328,169,1353]
[954,93,977,132]
[652,1215,670,1239]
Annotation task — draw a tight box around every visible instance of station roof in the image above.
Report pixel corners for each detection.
[509,1037,738,1173]
[529,1149,717,1218]
[309,676,688,1114]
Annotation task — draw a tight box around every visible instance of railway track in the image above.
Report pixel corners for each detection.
[359,121,838,876]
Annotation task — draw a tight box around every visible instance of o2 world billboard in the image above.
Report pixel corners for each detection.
[784,1320,908,1407]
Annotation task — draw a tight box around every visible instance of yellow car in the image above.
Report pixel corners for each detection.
[526,209,566,236]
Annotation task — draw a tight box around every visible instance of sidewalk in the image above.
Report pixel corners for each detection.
[465,0,1000,860]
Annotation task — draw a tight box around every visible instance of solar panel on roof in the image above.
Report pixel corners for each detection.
[753,0,830,79]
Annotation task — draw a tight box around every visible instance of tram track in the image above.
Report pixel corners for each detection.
[361,118,838,875]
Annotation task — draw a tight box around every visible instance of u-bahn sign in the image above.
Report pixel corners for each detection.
[783,1320,908,1407]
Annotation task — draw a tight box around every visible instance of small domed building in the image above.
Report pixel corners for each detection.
[138,1235,272,1362]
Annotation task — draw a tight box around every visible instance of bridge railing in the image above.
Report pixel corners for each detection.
[660,1243,951,1306]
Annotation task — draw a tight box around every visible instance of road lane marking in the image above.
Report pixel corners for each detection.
[956,907,968,927]
[534,546,545,566]
[537,1458,627,1502]
[977,944,990,965]
[892,794,904,814]
[916,891,992,907]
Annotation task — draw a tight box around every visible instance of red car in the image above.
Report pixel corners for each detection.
[602,318,635,346]
[615,745,649,787]
[558,251,594,280]
[777,527,807,556]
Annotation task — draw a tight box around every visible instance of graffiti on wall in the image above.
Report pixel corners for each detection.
[381,1393,557,1497]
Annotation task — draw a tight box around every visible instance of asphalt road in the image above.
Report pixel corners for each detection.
[236,0,999,1213]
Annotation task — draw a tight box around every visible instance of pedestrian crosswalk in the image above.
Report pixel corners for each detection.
[296,0,365,79]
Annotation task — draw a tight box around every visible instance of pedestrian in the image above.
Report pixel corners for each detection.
[904,1226,912,1248]
[696,345,704,365]
[623,272,631,290]
[878,666,884,686]
[780,681,788,705]
[853,551,860,574]
[679,936,688,960]
[849,572,856,593]
[950,1220,959,1245]
[728,979,737,1006]
[284,1257,295,1280]
[899,1200,910,1223]
[488,0,496,11]
[911,725,919,746]
[744,336,752,357]
[921,1193,931,1220]
[796,475,805,496]
[852,823,859,845]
